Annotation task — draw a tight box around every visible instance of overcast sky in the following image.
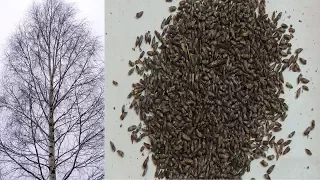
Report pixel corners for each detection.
[0,0,104,75]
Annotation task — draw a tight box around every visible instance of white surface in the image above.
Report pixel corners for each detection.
[105,0,320,179]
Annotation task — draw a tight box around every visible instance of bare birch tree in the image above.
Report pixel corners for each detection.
[0,0,104,179]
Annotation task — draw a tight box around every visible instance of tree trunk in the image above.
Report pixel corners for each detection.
[49,73,56,180]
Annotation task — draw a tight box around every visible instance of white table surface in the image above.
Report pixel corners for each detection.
[105,0,320,179]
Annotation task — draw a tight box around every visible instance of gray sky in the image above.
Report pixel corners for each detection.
[0,0,104,75]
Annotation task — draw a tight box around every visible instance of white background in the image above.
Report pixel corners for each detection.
[105,0,320,179]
